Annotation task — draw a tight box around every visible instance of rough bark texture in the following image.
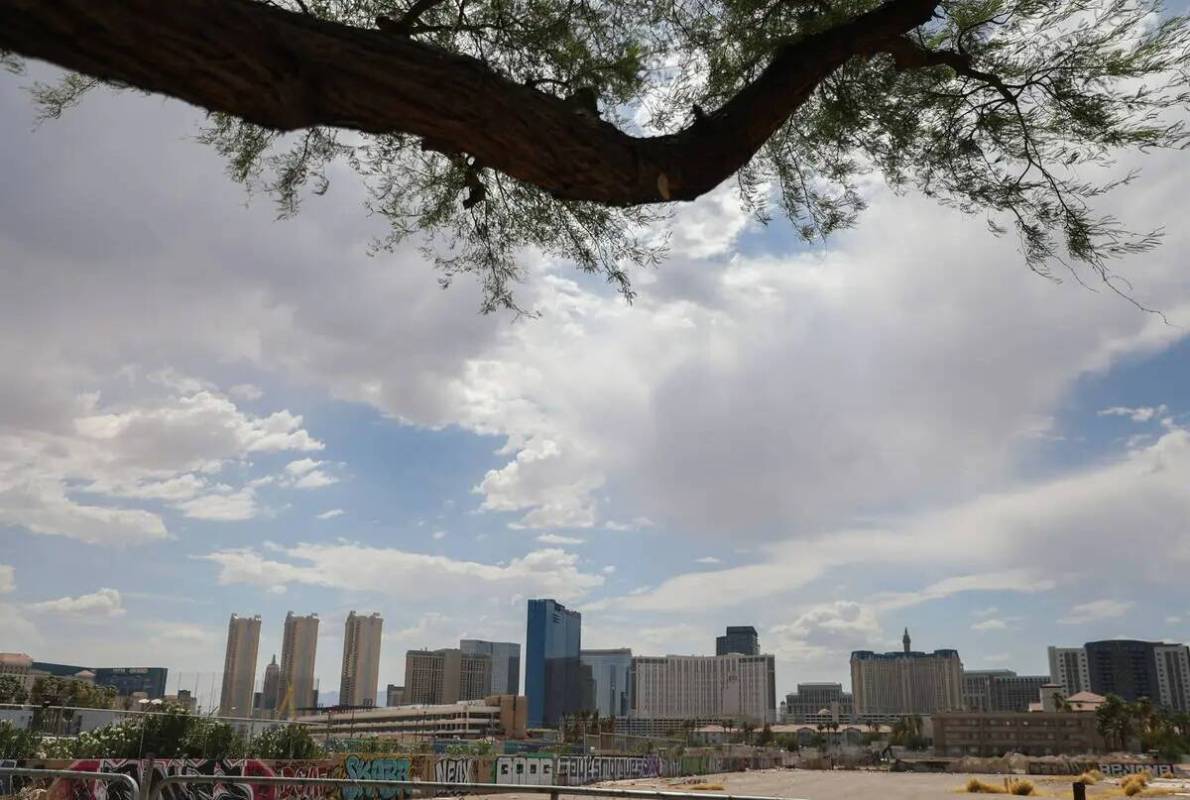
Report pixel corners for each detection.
[0,0,939,205]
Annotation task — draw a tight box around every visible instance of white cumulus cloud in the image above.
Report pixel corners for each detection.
[28,587,125,619]
[1059,599,1135,625]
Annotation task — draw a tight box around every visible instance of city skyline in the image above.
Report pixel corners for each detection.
[9,607,1190,718]
[3,0,1190,754]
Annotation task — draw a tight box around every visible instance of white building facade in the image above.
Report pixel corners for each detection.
[1047,646,1091,695]
[630,653,776,723]
[1155,644,1190,712]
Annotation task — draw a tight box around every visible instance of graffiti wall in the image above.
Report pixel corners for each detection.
[1028,761,1177,777]
[555,756,661,785]
[4,750,784,800]
[431,758,472,784]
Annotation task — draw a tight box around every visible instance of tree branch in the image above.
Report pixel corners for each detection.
[0,0,940,205]
[377,0,452,35]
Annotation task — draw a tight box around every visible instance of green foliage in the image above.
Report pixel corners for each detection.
[774,733,799,752]
[30,677,117,709]
[21,0,1190,310]
[0,720,41,759]
[444,739,496,756]
[1094,693,1190,757]
[64,709,321,760]
[251,723,324,759]
[0,675,28,704]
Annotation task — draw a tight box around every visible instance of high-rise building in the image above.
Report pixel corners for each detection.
[386,684,405,706]
[581,648,633,717]
[715,626,760,656]
[460,640,521,695]
[1047,646,1091,695]
[260,655,280,712]
[340,612,383,707]
[631,653,776,723]
[784,682,853,723]
[525,598,582,728]
[963,670,1050,712]
[404,648,492,704]
[278,612,319,715]
[1155,644,1190,712]
[851,630,963,718]
[1085,640,1160,704]
[219,614,261,717]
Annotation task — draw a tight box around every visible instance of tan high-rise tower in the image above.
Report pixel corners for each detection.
[278,612,319,717]
[219,614,261,717]
[340,611,383,707]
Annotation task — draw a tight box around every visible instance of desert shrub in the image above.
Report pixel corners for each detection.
[966,779,1005,793]
[1005,779,1035,796]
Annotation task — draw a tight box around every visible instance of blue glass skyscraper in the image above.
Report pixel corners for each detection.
[525,598,582,728]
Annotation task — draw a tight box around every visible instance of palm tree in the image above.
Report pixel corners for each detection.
[1132,697,1156,747]
[1097,694,1132,751]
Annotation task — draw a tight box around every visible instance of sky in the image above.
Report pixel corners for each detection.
[1,56,1188,713]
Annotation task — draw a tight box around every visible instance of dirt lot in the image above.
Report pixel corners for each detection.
[578,768,1190,800]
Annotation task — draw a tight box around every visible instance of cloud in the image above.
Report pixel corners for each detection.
[0,564,13,594]
[0,376,322,543]
[611,423,1190,614]
[1059,599,1135,624]
[27,587,125,619]
[432,530,447,540]
[1099,405,1168,423]
[874,569,1057,611]
[4,70,1190,687]
[0,481,169,545]
[536,533,585,545]
[228,384,264,401]
[972,618,1010,632]
[175,488,258,521]
[4,72,1190,551]
[695,556,721,564]
[292,470,339,489]
[199,543,604,601]
[769,601,883,665]
[316,508,345,520]
[602,565,617,574]
[260,459,341,490]
[285,458,322,476]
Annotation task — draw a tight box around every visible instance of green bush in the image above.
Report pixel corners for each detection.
[0,721,40,759]
[250,724,323,759]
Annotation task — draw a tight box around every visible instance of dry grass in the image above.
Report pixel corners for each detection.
[1006,779,1037,796]
[1121,773,1150,797]
[686,785,726,792]
[966,779,1007,794]
[1077,771,1103,786]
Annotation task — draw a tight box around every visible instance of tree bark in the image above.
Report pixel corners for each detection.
[0,0,939,205]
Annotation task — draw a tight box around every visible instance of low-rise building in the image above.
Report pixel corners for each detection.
[784,683,854,723]
[295,694,527,740]
[933,711,1105,757]
[0,653,33,691]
